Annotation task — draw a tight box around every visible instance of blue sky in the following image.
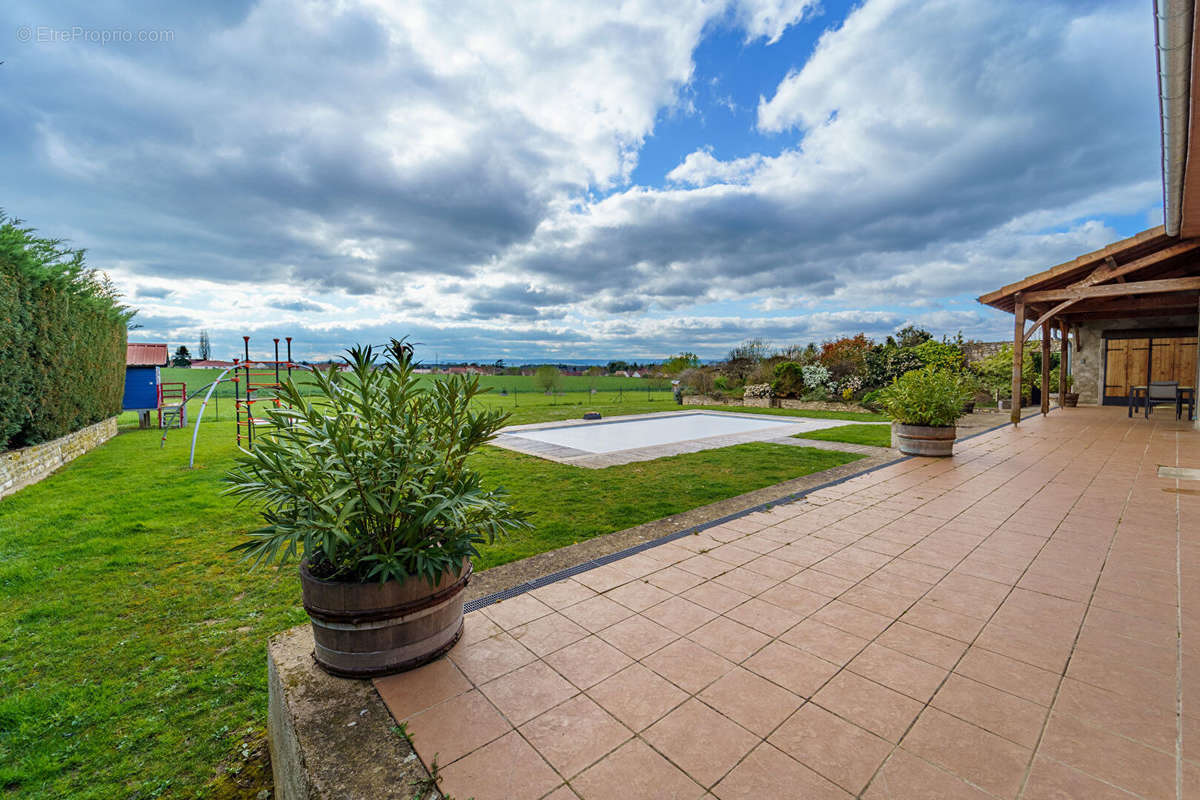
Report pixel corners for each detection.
[0,0,1163,362]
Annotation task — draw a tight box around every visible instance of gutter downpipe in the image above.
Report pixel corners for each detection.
[1156,0,1195,237]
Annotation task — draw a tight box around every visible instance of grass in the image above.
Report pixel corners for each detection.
[792,423,895,448]
[0,403,865,799]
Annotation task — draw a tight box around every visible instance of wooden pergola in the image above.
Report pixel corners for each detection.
[978,225,1200,424]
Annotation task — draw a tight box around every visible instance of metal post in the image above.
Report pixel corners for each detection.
[286,337,293,380]
[243,336,252,449]
[233,358,241,447]
[274,338,280,387]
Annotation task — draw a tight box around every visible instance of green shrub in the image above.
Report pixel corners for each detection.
[772,361,804,398]
[860,388,886,412]
[864,345,923,389]
[877,368,972,427]
[911,339,966,372]
[0,215,130,451]
[224,340,533,585]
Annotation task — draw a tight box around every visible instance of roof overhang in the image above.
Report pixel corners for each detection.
[977,225,1200,323]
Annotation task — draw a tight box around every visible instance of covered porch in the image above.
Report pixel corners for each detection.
[978,226,1200,428]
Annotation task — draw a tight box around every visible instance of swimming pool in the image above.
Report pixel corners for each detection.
[498,411,882,462]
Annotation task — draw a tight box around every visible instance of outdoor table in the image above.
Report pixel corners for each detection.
[1130,384,1196,419]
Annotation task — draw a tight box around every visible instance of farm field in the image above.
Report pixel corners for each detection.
[0,402,870,799]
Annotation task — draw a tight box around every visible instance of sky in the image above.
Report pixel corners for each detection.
[1,0,1164,363]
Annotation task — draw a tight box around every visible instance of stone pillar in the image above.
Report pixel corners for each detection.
[1040,322,1051,415]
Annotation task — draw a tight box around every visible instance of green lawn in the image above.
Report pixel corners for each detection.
[792,423,895,448]
[0,405,866,799]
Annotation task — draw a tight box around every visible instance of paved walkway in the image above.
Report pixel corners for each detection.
[375,407,1199,799]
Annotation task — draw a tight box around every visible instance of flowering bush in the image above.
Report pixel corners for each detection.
[801,364,832,392]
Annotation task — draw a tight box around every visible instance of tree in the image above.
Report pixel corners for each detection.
[198,330,212,361]
[724,338,770,382]
[679,367,714,396]
[895,325,933,348]
[661,352,700,375]
[818,334,873,380]
[585,365,605,376]
[172,345,192,367]
[533,365,562,394]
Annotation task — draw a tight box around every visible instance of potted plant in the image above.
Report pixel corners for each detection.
[1062,375,1079,408]
[224,339,531,677]
[878,367,972,457]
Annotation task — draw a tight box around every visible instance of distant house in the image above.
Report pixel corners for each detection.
[190,359,237,369]
[612,370,629,377]
[630,371,642,378]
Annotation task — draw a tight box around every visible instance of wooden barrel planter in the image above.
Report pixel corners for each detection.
[300,559,471,678]
[893,424,956,457]
[1062,393,1079,408]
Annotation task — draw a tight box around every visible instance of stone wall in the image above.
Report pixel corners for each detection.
[683,395,873,414]
[0,417,117,499]
[962,339,1060,364]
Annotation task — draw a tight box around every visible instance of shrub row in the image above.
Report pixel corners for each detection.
[0,215,130,451]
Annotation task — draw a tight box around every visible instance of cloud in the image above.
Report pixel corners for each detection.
[1,0,1162,361]
[267,298,328,312]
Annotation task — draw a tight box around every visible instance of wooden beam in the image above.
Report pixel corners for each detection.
[1054,293,1200,315]
[1022,299,1079,341]
[1062,306,1200,322]
[1011,300,1025,425]
[977,226,1168,306]
[1040,322,1050,415]
[1021,276,1200,304]
[1058,319,1068,408]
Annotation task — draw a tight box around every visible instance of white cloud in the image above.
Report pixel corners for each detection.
[3,0,1163,360]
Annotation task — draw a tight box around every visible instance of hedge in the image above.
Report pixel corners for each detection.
[0,215,130,451]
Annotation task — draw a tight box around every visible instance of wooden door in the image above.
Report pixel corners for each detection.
[1150,336,1198,387]
[1104,338,1150,398]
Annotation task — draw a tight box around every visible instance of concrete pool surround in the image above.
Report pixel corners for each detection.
[494,410,888,468]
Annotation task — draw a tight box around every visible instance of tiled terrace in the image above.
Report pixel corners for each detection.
[375,407,1199,799]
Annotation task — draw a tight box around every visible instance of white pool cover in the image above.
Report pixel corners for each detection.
[508,412,863,454]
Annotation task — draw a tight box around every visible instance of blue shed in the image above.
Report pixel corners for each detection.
[124,343,169,413]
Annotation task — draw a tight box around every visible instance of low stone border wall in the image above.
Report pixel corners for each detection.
[683,395,873,414]
[0,417,117,499]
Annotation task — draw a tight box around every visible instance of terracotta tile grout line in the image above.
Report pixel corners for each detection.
[1004,416,1159,800]
[394,412,1048,796]
[437,421,1020,795]
[621,417,1071,794]
[857,415,1113,798]
[570,424,1023,795]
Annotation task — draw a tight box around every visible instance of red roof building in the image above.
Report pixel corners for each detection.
[126,343,169,367]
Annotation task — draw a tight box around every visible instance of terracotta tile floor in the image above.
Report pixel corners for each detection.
[373,407,1199,799]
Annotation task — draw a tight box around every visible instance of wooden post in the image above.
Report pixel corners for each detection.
[1040,321,1051,415]
[1058,319,1068,409]
[1195,297,1200,430]
[1011,299,1025,425]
